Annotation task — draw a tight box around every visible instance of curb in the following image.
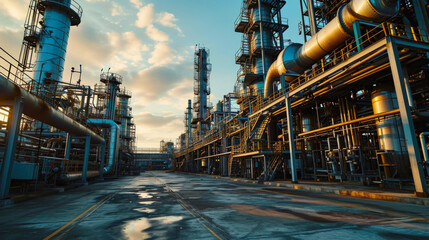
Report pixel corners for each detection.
[173,171,429,206]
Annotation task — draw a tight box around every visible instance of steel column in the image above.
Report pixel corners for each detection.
[263,155,267,181]
[419,132,429,177]
[82,135,91,183]
[0,97,23,199]
[307,0,317,36]
[387,39,428,196]
[207,144,211,175]
[99,141,106,180]
[285,94,298,183]
[63,133,72,170]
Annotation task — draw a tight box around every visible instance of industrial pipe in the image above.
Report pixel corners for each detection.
[264,0,399,97]
[0,75,104,143]
[87,119,119,173]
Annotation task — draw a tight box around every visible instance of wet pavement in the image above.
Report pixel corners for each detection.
[0,171,428,240]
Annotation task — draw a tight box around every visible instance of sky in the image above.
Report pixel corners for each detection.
[0,0,303,148]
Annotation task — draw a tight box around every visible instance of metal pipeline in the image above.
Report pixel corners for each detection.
[0,75,104,143]
[264,0,399,97]
[87,119,119,173]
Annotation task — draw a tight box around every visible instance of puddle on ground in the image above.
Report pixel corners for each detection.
[137,192,154,199]
[139,201,155,205]
[134,208,156,214]
[123,218,151,240]
[152,216,184,224]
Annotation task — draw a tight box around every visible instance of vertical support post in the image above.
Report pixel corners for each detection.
[307,0,317,36]
[402,67,414,108]
[419,133,429,176]
[353,21,363,52]
[0,97,23,199]
[99,140,106,180]
[285,94,298,183]
[299,0,307,42]
[63,133,72,171]
[263,155,267,181]
[251,158,254,179]
[207,144,211,175]
[82,135,91,184]
[387,39,428,196]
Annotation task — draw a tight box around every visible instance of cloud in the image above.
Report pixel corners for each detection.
[130,61,192,102]
[148,42,176,65]
[129,0,142,9]
[0,0,27,21]
[107,31,149,64]
[146,25,169,42]
[134,112,179,128]
[111,2,124,16]
[135,3,154,28]
[156,12,183,34]
[134,112,183,148]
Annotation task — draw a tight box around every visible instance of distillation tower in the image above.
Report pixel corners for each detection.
[0,0,137,201]
[235,0,288,96]
[191,46,212,140]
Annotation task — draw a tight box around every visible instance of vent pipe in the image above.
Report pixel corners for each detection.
[87,119,119,173]
[264,0,399,97]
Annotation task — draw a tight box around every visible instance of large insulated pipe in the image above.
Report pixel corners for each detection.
[34,0,82,84]
[264,0,399,97]
[0,75,104,143]
[87,119,119,173]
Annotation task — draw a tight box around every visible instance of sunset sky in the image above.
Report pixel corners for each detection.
[0,0,303,148]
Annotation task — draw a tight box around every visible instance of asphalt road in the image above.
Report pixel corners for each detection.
[0,171,428,240]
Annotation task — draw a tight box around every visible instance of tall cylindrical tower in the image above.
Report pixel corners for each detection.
[234,0,288,96]
[33,0,82,84]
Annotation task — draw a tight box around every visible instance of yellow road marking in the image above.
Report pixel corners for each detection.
[43,193,115,240]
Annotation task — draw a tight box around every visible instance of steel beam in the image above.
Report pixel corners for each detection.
[285,94,298,183]
[82,135,91,183]
[387,39,428,196]
[0,97,23,199]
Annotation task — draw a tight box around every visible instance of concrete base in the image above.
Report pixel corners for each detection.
[0,199,13,208]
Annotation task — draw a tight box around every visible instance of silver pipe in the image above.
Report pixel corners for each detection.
[264,0,399,97]
[87,119,119,173]
[0,75,104,143]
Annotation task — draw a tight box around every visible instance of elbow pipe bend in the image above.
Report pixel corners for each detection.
[87,119,120,173]
[264,0,399,98]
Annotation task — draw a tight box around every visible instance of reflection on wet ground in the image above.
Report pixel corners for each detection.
[1,172,428,240]
[123,218,151,240]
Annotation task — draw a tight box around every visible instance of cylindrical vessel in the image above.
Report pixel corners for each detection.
[33,0,81,85]
[371,86,406,153]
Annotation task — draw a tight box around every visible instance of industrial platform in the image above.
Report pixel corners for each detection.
[0,171,428,240]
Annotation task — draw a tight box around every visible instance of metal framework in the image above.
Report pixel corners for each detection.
[174,0,429,196]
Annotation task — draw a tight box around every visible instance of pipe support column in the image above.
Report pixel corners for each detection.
[387,39,428,196]
[82,135,91,183]
[63,133,72,171]
[285,94,298,183]
[0,97,23,199]
[99,141,106,180]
